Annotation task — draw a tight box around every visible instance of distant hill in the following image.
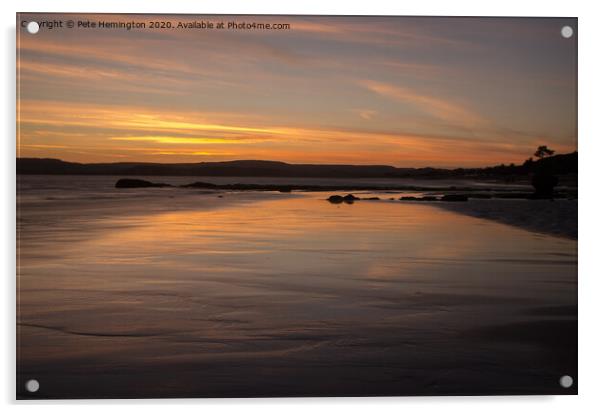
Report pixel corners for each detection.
[16,159,399,178]
[16,152,577,179]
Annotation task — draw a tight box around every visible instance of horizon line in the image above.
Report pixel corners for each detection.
[16,152,577,170]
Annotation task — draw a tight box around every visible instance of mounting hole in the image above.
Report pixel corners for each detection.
[26,21,40,34]
[561,26,574,39]
[559,375,573,388]
[25,379,39,393]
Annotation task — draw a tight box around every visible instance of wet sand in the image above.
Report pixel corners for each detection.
[431,199,577,239]
[17,176,577,398]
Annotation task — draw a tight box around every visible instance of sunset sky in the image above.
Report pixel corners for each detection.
[17,14,577,167]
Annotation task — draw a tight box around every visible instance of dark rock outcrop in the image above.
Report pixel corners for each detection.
[400,196,439,201]
[115,179,172,188]
[343,194,359,204]
[328,194,360,204]
[441,194,469,202]
[181,181,219,189]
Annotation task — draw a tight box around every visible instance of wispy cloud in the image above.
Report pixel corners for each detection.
[19,144,67,149]
[359,80,487,128]
[352,109,377,120]
[110,136,267,145]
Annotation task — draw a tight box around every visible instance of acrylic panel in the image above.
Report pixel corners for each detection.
[16,13,577,399]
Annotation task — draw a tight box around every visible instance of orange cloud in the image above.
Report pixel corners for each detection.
[17,98,558,167]
[110,136,268,145]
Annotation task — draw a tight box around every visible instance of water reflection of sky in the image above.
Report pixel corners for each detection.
[17,188,577,397]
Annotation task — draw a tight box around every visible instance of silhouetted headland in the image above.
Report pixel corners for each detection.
[17,152,577,180]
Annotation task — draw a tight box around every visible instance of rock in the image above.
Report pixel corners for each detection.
[441,194,468,202]
[115,178,172,188]
[400,195,439,201]
[181,181,218,189]
[343,194,359,203]
[328,194,359,204]
[363,197,380,201]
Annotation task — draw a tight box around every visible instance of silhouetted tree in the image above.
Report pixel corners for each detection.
[534,145,555,160]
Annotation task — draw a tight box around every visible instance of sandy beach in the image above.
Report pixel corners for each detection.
[431,199,577,240]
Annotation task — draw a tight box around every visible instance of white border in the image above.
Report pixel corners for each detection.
[3,1,602,412]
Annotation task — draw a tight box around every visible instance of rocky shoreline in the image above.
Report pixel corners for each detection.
[115,178,576,201]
